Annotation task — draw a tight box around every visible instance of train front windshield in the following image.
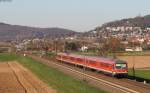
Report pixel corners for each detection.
[115,63,127,69]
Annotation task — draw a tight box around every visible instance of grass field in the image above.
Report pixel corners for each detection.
[0,53,106,93]
[128,69,150,81]
[0,53,18,61]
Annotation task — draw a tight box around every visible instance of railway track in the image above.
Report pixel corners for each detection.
[52,61,139,93]
[29,55,150,93]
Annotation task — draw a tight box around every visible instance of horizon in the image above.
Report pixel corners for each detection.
[0,14,149,33]
[0,0,150,32]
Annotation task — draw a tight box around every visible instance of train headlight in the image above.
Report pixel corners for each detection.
[112,72,116,75]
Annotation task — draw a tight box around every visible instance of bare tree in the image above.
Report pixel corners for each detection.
[98,37,123,58]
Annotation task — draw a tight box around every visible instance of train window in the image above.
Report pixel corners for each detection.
[101,63,109,68]
[63,56,68,59]
[89,60,96,63]
[77,58,83,61]
[115,64,127,69]
[70,57,75,60]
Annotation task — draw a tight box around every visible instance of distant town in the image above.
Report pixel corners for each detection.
[0,15,150,54]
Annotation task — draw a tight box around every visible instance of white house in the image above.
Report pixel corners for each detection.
[81,46,88,51]
[125,47,143,52]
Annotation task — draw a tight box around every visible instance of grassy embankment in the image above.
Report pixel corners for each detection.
[0,53,106,93]
[128,69,150,80]
[128,69,150,83]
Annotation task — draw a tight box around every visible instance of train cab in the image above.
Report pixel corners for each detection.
[113,60,128,77]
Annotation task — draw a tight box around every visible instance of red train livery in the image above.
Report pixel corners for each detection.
[56,53,128,77]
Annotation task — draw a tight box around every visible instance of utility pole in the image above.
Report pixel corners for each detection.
[83,55,87,93]
[54,39,58,54]
[132,56,135,79]
[132,41,135,79]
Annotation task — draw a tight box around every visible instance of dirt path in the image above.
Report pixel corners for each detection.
[0,62,56,93]
[0,62,25,93]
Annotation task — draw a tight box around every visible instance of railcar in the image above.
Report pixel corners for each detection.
[56,53,128,77]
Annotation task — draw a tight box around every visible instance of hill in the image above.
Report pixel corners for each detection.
[0,23,79,41]
[83,15,150,40]
[102,15,150,28]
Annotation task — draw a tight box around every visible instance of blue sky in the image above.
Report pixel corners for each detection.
[0,0,150,32]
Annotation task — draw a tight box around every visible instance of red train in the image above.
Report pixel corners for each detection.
[56,53,128,77]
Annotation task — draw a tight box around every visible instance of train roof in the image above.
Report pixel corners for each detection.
[57,53,127,64]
